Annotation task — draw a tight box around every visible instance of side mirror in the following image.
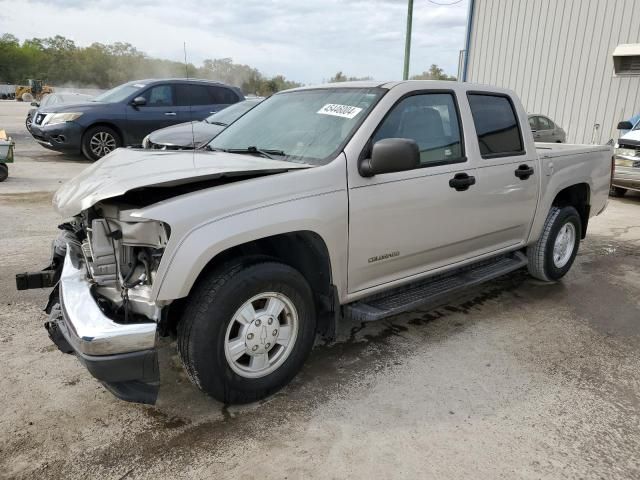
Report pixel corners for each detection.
[30,101,39,107]
[617,121,633,130]
[131,96,147,107]
[359,138,420,177]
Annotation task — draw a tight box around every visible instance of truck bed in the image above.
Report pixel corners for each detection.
[535,142,612,159]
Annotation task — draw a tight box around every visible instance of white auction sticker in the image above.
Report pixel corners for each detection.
[317,104,363,119]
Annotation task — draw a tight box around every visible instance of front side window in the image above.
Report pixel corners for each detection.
[208,88,384,165]
[372,92,463,166]
[468,93,524,158]
[93,82,145,103]
[528,116,538,130]
[142,85,174,106]
[538,116,552,130]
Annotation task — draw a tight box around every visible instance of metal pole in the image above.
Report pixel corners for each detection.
[403,0,414,80]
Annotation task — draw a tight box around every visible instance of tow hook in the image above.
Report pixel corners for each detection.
[44,303,74,354]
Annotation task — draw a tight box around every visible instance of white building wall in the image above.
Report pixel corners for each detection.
[465,0,640,144]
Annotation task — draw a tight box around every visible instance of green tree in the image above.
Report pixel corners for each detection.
[328,71,373,82]
[410,64,456,81]
[0,34,303,95]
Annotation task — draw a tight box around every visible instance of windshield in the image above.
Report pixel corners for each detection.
[92,82,146,103]
[208,87,385,165]
[206,100,261,125]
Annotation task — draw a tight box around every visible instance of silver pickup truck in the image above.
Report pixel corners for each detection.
[18,81,613,405]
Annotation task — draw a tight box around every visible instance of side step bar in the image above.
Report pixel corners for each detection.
[344,252,528,322]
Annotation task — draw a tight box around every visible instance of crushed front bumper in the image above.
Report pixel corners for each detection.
[51,247,160,404]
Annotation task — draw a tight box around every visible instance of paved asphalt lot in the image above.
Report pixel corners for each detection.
[1,100,639,479]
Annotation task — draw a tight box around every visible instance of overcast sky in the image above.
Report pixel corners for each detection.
[0,0,469,84]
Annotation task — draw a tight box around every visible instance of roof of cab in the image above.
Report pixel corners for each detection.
[282,80,517,96]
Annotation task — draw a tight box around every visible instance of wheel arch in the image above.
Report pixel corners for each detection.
[162,230,337,337]
[551,183,590,238]
[82,122,125,145]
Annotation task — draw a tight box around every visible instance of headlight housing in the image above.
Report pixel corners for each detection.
[42,112,83,126]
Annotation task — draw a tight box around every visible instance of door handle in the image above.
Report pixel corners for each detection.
[515,164,534,180]
[164,112,177,116]
[209,111,218,114]
[449,172,476,191]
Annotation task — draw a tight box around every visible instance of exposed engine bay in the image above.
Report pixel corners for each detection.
[53,202,170,324]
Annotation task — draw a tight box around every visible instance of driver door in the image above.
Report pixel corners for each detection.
[347,91,481,293]
[126,84,179,143]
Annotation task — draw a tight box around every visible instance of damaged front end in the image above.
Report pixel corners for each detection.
[17,202,170,404]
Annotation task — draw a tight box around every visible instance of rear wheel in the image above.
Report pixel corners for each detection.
[177,260,316,404]
[527,206,581,282]
[0,164,8,182]
[81,125,121,161]
[609,186,627,197]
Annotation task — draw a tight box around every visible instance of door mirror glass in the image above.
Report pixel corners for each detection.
[359,138,420,177]
[30,101,39,107]
[617,120,633,130]
[131,96,147,107]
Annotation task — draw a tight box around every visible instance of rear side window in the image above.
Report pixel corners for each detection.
[468,93,524,158]
[175,84,213,106]
[209,86,239,104]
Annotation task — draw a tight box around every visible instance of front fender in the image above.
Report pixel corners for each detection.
[152,190,348,301]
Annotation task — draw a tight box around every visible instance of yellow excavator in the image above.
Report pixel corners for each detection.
[15,79,54,102]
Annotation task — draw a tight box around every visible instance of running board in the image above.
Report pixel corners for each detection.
[344,252,528,323]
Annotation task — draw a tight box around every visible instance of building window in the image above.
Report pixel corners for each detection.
[615,56,640,75]
[613,44,640,75]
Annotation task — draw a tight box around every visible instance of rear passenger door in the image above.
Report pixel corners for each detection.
[466,93,539,251]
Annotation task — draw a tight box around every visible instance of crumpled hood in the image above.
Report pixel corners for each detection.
[53,148,310,217]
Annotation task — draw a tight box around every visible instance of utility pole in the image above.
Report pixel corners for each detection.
[403,0,414,80]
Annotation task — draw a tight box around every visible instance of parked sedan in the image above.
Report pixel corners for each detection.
[142,98,263,150]
[528,114,566,143]
[26,93,93,133]
[29,79,244,161]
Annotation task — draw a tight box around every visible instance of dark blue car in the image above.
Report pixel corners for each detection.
[29,79,244,160]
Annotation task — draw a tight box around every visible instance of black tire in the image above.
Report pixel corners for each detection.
[177,259,317,404]
[81,125,121,161]
[527,206,582,282]
[25,115,33,133]
[609,186,627,197]
[0,163,8,182]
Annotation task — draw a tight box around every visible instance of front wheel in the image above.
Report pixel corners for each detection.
[177,260,316,404]
[527,206,582,282]
[81,125,121,161]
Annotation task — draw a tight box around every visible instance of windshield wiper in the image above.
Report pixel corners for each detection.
[222,146,286,159]
[206,120,227,126]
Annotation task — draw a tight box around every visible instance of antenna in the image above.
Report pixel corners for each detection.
[183,42,196,156]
